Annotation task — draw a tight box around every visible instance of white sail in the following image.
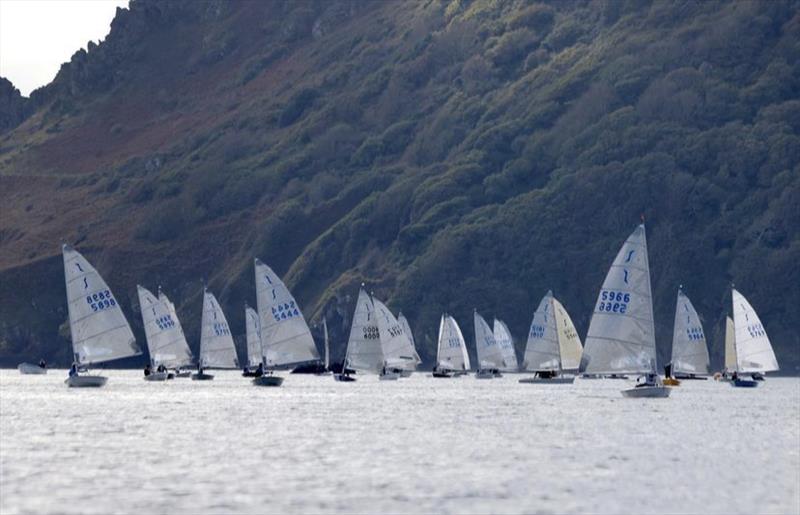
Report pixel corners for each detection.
[493,318,518,371]
[581,224,657,375]
[732,289,778,373]
[344,288,382,373]
[724,316,736,373]
[137,286,193,368]
[522,291,560,371]
[245,306,262,368]
[670,289,710,375]
[374,298,417,370]
[398,312,422,365]
[198,290,239,369]
[474,311,505,369]
[436,315,470,371]
[553,298,582,371]
[158,291,193,366]
[254,259,320,368]
[62,244,140,365]
[322,318,330,370]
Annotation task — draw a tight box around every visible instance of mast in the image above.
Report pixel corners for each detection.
[323,317,330,371]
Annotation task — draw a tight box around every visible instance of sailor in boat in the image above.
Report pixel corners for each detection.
[635,372,661,388]
[38,359,47,369]
[144,364,151,376]
[68,363,78,378]
[255,362,264,377]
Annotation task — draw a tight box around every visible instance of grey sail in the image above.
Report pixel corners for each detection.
[580,224,657,375]
[732,289,778,373]
[474,311,505,370]
[669,289,710,375]
[245,306,262,368]
[493,318,518,371]
[344,288,382,373]
[398,312,422,366]
[522,291,560,371]
[137,286,193,368]
[199,290,239,369]
[63,244,140,365]
[436,315,470,371]
[374,298,417,370]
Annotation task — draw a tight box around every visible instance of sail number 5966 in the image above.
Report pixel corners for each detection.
[598,290,630,314]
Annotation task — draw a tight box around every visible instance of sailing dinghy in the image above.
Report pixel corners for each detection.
[519,291,583,384]
[729,288,778,387]
[374,298,416,380]
[667,289,710,382]
[253,259,320,386]
[62,244,142,387]
[474,311,504,378]
[192,289,239,380]
[335,287,377,382]
[138,286,194,381]
[493,318,519,372]
[397,312,422,377]
[579,224,670,398]
[18,361,47,375]
[432,314,470,378]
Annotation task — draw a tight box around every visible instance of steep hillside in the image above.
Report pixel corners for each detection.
[1,0,798,371]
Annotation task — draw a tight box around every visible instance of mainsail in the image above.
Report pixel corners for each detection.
[493,318,518,371]
[344,288,382,373]
[374,298,417,370]
[245,306,262,368]
[436,315,470,371]
[398,312,422,366]
[199,290,239,369]
[580,224,657,375]
[670,289,710,375]
[553,298,582,371]
[137,286,193,368]
[62,244,140,365]
[724,316,736,373]
[474,311,505,370]
[254,259,320,368]
[732,289,778,373]
[523,291,559,371]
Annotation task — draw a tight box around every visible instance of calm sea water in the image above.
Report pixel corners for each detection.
[1,370,798,515]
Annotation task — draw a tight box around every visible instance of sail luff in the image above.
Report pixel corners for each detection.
[138,286,193,368]
[474,311,504,369]
[344,288,383,373]
[493,318,518,371]
[724,316,736,372]
[323,318,330,370]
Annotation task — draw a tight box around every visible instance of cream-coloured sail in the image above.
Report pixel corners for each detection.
[62,244,140,365]
[138,286,193,368]
[670,289,710,375]
[374,298,417,370]
[732,289,778,373]
[199,290,239,369]
[493,318,518,371]
[254,259,319,367]
[724,316,736,372]
[398,312,422,366]
[436,315,470,371]
[474,311,505,370]
[344,288,382,373]
[245,306,262,368]
[581,224,657,375]
[522,291,559,371]
[553,298,582,371]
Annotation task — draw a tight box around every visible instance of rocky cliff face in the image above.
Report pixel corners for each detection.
[0,78,29,134]
[0,0,798,370]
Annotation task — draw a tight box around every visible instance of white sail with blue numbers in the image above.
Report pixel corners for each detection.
[374,299,416,370]
[398,312,422,366]
[474,311,505,370]
[245,306,262,368]
[580,224,657,375]
[732,289,778,374]
[436,315,470,371]
[199,290,239,369]
[344,288,383,372]
[493,318,518,371]
[254,259,320,368]
[138,286,194,368]
[523,291,583,372]
[670,289,710,375]
[62,244,141,365]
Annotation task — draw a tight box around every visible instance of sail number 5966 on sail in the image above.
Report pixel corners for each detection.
[597,290,630,314]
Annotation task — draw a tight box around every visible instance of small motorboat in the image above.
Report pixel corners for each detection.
[18,362,47,375]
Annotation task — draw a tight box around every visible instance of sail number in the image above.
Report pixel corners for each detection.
[598,290,630,314]
[387,324,403,338]
[271,301,300,322]
[156,315,176,330]
[446,337,461,348]
[362,326,380,340]
[746,323,765,338]
[686,326,705,341]
[529,324,545,339]
[85,290,117,312]
[213,322,230,337]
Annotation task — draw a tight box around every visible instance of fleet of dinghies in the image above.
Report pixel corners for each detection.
[43,224,780,395]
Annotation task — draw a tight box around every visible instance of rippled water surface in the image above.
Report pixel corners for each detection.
[1,370,798,514]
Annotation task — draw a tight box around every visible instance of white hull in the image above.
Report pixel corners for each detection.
[621,385,671,398]
[173,370,192,378]
[519,376,575,384]
[65,375,107,388]
[253,375,284,387]
[379,371,400,381]
[18,363,47,375]
[475,370,494,379]
[143,371,171,381]
[399,369,413,378]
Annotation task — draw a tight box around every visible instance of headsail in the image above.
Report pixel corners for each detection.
[254,259,320,368]
[724,316,736,373]
[553,298,582,371]
[398,312,422,366]
[62,244,140,365]
[493,318,518,371]
[199,290,239,369]
[522,291,560,371]
[344,288,382,373]
[374,298,417,370]
[670,289,710,375]
[437,315,470,371]
[245,306,262,368]
[137,286,193,368]
[580,224,657,375]
[732,289,778,373]
[474,311,505,370]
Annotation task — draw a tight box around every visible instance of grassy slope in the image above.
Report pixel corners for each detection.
[0,0,798,370]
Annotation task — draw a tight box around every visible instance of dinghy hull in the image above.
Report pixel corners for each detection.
[432,371,454,378]
[379,372,400,381]
[65,375,107,388]
[334,374,356,382]
[143,371,171,381]
[732,378,759,388]
[519,376,575,384]
[253,375,284,387]
[621,385,671,398]
[173,370,192,378]
[191,372,214,380]
[399,370,413,378]
[18,363,47,375]
[475,370,494,379]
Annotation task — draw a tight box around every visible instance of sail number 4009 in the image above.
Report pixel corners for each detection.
[597,290,631,313]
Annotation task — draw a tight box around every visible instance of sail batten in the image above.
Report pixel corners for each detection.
[63,245,141,366]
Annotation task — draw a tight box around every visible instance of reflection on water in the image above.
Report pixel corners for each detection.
[1,371,798,514]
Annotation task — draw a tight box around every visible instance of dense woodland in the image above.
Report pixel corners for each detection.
[0,0,798,371]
